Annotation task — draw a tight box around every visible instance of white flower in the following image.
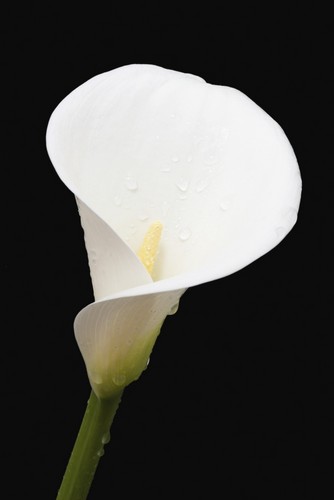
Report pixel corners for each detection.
[46,64,302,398]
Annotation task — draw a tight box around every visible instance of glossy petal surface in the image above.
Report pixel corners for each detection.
[46,65,302,397]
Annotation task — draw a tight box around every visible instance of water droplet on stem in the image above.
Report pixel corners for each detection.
[102,431,110,445]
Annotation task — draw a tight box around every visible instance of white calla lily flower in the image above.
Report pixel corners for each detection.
[46,64,301,399]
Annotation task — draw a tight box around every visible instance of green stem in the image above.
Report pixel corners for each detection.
[56,389,123,500]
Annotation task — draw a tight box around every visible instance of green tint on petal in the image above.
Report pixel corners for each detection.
[74,289,185,399]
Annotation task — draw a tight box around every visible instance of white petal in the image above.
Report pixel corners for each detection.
[46,64,302,397]
[47,64,301,287]
[74,288,185,398]
[76,199,152,300]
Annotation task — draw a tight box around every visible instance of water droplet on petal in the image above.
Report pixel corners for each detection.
[171,156,179,163]
[162,201,170,215]
[112,373,127,386]
[285,207,298,225]
[219,198,231,211]
[97,448,105,457]
[204,153,217,165]
[220,127,229,142]
[89,372,103,385]
[125,177,138,191]
[145,257,153,268]
[176,178,189,192]
[178,227,192,241]
[139,214,149,221]
[275,226,287,239]
[88,249,97,264]
[129,223,136,235]
[196,178,210,193]
[161,165,171,172]
[168,302,179,315]
[114,195,122,206]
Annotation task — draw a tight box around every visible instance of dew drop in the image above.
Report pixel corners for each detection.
[129,223,136,234]
[171,156,179,163]
[285,207,298,225]
[162,201,170,215]
[89,371,103,385]
[275,226,287,239]
[125,177,138,191]
[112,372,127,386]
[102,431,111,445]
[178,227,192,241]
[196,178,210,193]
[219,198,231,211]
[89,249,97,264]
[97,448,105,457]
[168,302,179,315]
[146,357,150,367]
[220,127,229,142]
[139,214,149,221]
[145,257,153,268]
[204,153,217,165]
[161,165,171,172]
[186,155,193,163]
[176,178,189,192]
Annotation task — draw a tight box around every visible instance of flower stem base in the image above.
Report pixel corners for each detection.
[56,389,123,500]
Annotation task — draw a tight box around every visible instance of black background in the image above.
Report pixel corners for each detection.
[3,4,332,499]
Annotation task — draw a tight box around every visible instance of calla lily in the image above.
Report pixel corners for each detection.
[46,64,301,400]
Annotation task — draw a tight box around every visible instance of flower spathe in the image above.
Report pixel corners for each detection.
[46,64,302,398]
